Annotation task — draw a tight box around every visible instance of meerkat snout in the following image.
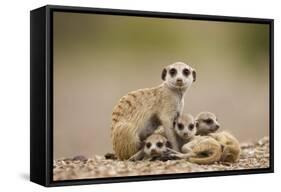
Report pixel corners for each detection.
[161,61,196,90]
[215,124,220,130]
[195,112,220,136]
[174,114,196,140]
[176,78,183,86]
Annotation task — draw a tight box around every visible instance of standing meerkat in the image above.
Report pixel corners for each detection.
[111,62,196,160]
[195,112,240,163]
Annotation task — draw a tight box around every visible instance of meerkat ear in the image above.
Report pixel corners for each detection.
[161,68,167,81]
[192,69,196,82]
[166,141,172,148]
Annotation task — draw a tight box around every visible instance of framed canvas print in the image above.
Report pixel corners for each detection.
[30,5,274,187]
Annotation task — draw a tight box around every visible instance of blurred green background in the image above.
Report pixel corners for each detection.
[53,12,270,159]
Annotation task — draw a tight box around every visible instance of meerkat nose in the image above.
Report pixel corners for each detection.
[183,132,188,137]
[151,149,157,154]
[176,78,183,83]
[215,125,220,130]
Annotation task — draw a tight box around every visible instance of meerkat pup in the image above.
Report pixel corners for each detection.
[111,62,196,160]
[129,134,182,161]
[195,112,240,163]
[174,113,222,164]
[173,114,196,148]
[154,113,195,148]
[150,114,197,161]
[195,112,220,136]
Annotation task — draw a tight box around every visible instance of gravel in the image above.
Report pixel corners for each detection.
[53,137,270,181]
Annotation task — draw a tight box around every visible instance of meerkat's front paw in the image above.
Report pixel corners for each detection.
[128,156,137,161]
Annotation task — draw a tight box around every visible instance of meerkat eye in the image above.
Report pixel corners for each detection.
[177,123,184,130]
[205,119,214,124]
[146,142,151,148]
[188,124,194,130]
[183,68,190,76]
[156,142,163,148]
[169,68,177,77]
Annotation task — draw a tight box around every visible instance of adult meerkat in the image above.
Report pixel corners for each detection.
[195,112,240,163]
[129,134,182,161]
[111,62,196,160]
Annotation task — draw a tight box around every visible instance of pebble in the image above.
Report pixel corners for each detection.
[73,155,87,161]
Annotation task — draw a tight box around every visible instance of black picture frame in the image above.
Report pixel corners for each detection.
[30,5,274,187]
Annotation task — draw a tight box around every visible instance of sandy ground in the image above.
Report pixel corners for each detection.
[53,137,270,181]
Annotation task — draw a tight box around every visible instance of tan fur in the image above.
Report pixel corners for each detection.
[143,134,170,159]
[155,114,195,148]
[153,125,166,136]
[210,131,241,162]
[172,112,222,164]
[182,136,222,164]
[195,112,240,163]
[111,62,196,160]
[195,112,220,136]
[129,133,183,161]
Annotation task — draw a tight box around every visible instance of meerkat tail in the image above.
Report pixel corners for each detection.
[188,140,221,164]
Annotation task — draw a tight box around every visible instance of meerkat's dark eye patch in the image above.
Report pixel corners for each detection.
[156,142,163,148]
[177,123,184,130]
[188,123,194,130]
[166,141,172,148]
[146,142,151,148]
[204,118,214,124]
[183,68,190,77]
[169,68,177,77]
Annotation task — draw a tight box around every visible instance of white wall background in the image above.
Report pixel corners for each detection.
[0,0,279,191]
